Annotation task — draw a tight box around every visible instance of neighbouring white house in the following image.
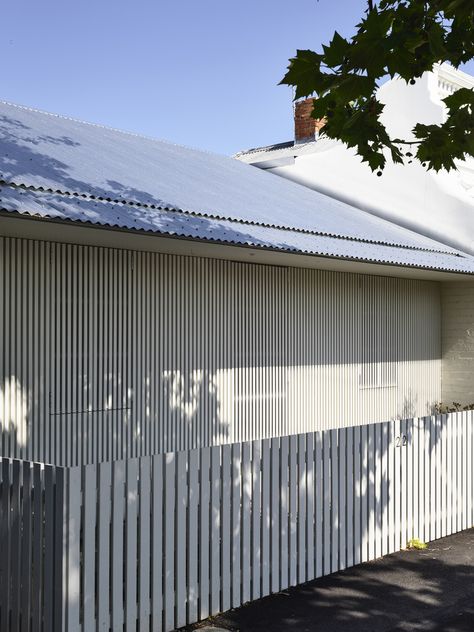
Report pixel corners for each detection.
[0,98,473,464]
[1,99,474,632]
[236,64,474,257]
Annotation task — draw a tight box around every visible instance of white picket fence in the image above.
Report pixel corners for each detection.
[2,412,474,631]
[0,458,65,632]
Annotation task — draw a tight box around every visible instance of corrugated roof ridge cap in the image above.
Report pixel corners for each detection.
[0,179,465,258]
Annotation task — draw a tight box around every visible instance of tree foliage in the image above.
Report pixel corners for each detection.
[280,1,474,173]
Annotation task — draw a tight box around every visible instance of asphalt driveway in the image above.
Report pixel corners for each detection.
[184,528,474,632]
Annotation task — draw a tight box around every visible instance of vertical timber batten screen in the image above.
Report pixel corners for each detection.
[0,237,441,465]
[48,411,472,632]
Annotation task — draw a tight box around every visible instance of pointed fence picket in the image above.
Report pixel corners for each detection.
[1,411,473,631]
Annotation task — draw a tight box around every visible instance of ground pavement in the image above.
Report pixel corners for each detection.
[183,528,474,632]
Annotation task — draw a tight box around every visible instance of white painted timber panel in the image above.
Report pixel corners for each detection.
[0,237,442,466]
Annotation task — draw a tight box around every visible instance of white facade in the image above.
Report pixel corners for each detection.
[0,236,442,465]
[237,65,474,256]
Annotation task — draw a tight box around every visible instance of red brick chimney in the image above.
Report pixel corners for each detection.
[294,98,325,142]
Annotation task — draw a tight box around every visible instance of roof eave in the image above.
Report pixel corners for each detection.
[1,212,473,282]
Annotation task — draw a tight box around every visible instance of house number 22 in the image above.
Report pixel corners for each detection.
[395,435,408,448]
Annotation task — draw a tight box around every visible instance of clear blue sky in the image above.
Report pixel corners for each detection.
[2,1,474,156]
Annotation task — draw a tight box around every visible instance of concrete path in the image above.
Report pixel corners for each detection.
[184,528,474,632]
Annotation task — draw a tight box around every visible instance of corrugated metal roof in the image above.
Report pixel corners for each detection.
[3,184,474,275]
[1,99,474,274]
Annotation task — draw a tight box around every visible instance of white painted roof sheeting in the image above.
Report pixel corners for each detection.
[3,186,474,274]
[0,99,474,274]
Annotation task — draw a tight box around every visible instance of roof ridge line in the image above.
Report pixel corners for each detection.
[0,178,463,257]
[0,98,225,160]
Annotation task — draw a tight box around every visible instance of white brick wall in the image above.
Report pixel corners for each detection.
[441,281,474,405]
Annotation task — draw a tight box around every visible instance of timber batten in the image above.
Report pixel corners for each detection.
[1,236,441,465]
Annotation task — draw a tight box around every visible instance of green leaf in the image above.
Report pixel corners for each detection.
[427,22,447,59]
[281,0,474,173]
[322,31,350,67]
[443,87,474,110]
[280,50,322,98]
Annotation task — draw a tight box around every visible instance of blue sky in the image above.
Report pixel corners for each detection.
[2,1,473,156]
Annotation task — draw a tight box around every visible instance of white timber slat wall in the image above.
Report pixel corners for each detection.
[0,237,441,465]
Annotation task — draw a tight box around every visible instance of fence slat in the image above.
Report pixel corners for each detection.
[338,428,347,571]
[468,412,473,528]
[98,462,111,632]
[83,464,97,631]
[139,457,151,631]
[346,428,354,567]
[252,440,262,598]
[20,462,32,632]
[298,434,307,583]
[31,464,42,632]
[261,439,271,597]
[306,433,315,581]
[434,417,442,541]
[279,436,289,588]
[462,412,468,531]
[175,451,187,629]
[57,462,67,631]
[429,416,436,541]
[331,430,340,573]
[221,445,232,610]
[126,459,139,632]
[11,460,21,632]
[360,425,369,564]
[0,460,11,632]
[112,461,125,631]
[210,447,221,614]
[199,448,210,621]
[368,424,376,562]
[188,450,199,623]
[66,468,81,632]
[289,436,298,586]
[151,454,164,632]
[456,413,462,533]
[232,444,242,607]
[43,465,55,632]
[394,419,401,552]
[401,419,408,548]
[315,432,323,577]
[415,418,423,542]
[440,416,447,538]
[381,423,389,556]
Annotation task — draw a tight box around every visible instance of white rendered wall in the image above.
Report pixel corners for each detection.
[0,236,441,465]
[245,67,474,256]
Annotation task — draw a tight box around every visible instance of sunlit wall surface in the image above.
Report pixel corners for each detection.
[0,237,441,465]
